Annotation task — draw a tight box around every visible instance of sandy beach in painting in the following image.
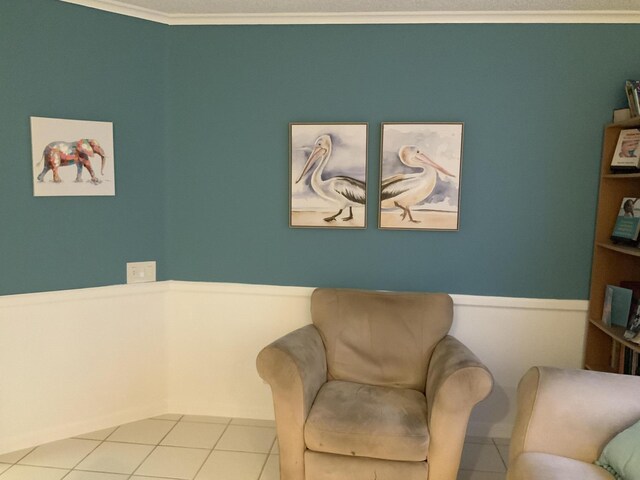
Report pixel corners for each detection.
[379,210,457,230]
[291,208,365,228]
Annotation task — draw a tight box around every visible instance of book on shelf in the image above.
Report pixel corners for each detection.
[625,307,640,344]
[622,347,640,375]
[611,197,640,245]
[609,340,639,375]
[625,80,640,118]
[602,285,633,327]
[610,129,640,172]
[622,281,640,344]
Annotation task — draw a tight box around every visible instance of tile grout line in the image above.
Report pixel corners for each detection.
[7,437,104,479]
[228,421,277,430]
[492,438,508,471]
[255,437,278,480]
[128,418,184,478]
[189,417,233,480]
[97,440,212,450]
[0,464,71,479]
[60,423,136,479]
[129,473,183,480]
[56,435,113,479]
[0,446,36,466]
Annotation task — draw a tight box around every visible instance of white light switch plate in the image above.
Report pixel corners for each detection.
[127,261,156,284]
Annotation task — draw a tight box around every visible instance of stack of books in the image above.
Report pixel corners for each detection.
[603,282,640,375]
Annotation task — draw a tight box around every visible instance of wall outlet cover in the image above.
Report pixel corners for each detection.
[126,261,156,284]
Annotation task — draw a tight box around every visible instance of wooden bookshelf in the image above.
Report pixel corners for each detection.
[584,117,640,375]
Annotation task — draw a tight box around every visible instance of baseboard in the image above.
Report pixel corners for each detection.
[165,401,275,421]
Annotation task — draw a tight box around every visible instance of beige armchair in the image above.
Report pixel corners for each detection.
[256,288,493,480]
[508,366,640,480]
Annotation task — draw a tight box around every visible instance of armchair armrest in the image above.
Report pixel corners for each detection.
[256,325,327,480]
[509,366,640,465]
[425,335,493,480]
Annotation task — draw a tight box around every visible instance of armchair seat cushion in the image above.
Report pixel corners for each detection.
[509,453,614,480]
[304,380,429,462]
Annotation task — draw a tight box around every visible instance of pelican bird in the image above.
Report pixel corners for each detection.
[295,135,366,222]
[380,145,455,223]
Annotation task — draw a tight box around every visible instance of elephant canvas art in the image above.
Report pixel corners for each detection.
[31,117,115,197]
[37,138,106,184]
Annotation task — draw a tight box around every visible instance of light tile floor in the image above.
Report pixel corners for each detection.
[0,415,508,480]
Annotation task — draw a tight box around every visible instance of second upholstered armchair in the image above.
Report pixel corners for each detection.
[256,288,493,480]
[508,367,640,480]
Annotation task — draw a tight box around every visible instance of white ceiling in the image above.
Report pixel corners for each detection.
[61,0,640,24]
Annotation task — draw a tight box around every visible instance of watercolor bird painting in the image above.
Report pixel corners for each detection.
[290,123,368,228]
[379,123,463,230]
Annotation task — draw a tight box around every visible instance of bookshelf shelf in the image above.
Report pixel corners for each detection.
[603,173,640,179]
[596,241,640,257]
[588,317,640,354]
[584,117,640,375]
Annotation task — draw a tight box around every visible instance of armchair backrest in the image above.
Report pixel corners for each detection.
[311,288,453,391]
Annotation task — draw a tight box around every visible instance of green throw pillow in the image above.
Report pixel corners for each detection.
[596,418,640,480]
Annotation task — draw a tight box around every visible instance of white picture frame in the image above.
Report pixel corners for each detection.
[31,116,115,197]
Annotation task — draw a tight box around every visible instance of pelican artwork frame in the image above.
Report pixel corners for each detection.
[290,122,368,229]
[379,122,463,231]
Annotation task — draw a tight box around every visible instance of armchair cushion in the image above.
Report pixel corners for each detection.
[304,380,429,462]
[311,288,452,390]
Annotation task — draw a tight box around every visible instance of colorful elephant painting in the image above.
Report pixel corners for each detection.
[36,138,106,184]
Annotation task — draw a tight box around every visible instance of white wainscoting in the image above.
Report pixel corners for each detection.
[165,282,588,438]
[0,284,168,454]
[0,280,588,454]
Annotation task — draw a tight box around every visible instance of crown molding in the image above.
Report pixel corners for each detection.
[168,10,640,25]
[60,0,172,23]
[60,1,640,25]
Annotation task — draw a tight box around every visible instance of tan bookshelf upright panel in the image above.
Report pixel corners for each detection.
[585,117,640,374]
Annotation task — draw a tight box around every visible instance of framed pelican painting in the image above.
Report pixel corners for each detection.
[290,123,368,228]
[379,122,463,231]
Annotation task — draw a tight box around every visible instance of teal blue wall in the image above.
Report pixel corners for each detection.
[0,0,167,295]
[2,1,639,299]
[165,25,638,299]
